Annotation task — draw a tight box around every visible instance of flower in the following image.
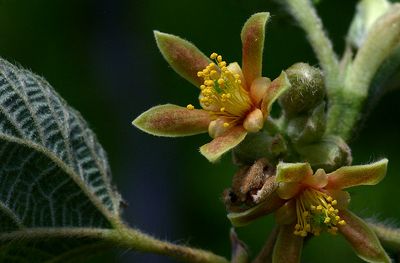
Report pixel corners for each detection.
[228,159,391,263]
[132,13,290,162]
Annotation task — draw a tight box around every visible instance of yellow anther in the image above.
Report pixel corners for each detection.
[210,52,218,59]
[335,216,340,221]
[223,122,230,128]
[331,200,337,205]
[200,85,206,89]
[218,61,226,67]
[234,74,240,79]
[197,72,203,77]
[225,93,231,98]
[295,224,301,230]
[204,80,214,86]
[236,79,242,84]
[303,211,309,217]
[338,220,346,225]
[217,78,225,85]
[305,224,311,231]
[329,207,335,212]
[324,217,331,224]
[316,205,322,211]
[220,107,225,112]
[310,205,316,210]
[210,70,218,79]
[217,55,222,62]
[326,196,333,202]
[186,104,194,110]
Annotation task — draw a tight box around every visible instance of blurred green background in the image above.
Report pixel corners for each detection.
[0,0,399,262]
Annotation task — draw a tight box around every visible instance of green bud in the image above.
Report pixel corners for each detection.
[287,102,326,145]
[232,131,287,165]
[279,63,325,116]
[296,136,352,172]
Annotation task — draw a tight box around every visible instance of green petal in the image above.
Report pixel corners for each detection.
[154,31,211,87]
[227,192,285,227]
[200,126,247,162]
[327,159,388,189]
[276,162,313,183]
[132,104,211,137]
[261,71,291,117]
[241,12,270,87]
[339,210,391,263]
[272,225,303,263]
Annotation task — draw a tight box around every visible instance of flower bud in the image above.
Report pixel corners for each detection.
[296,136,352,172]
[287,102,326,145]
[279,63,325,116]
[232,131,287,165]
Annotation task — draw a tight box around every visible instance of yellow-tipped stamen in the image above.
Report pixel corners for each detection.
[186,104,195,110]
[188,52,253,128]
[294,188,346,237]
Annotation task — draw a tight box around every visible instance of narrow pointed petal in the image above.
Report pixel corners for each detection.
[339,210,391,263]
[272,225,303,263]
[327,159,388,189]
[228,192,285,227]
[154,31,210,87]
[241,12,270,87]
[276,162,313,183]
[133,104,211,137]
[261,71,291,117]
[200,126,247,162]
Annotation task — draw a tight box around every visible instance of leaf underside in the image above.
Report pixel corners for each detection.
[0,58,121,262]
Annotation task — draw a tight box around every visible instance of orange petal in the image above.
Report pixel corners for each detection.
[272,225,303,263]
[261,71,291,118]
[327,159,388,189]
[250,77,271,106]
[241,12,270,88]
[154,31,210,87]
[339,210,391,263]
[303,168,328,189]
[132,104,211,137]
[200,126,247,162]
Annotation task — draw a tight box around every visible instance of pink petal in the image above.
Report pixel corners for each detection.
[303,168,328,189]
[272,225,303,263]
[327,159,388,189]
[200,126,247,162]
[339,210,391,263]
[132,104,211,137]
[154,31,210,87]
[241,12,270,88]
[261,71,291,117]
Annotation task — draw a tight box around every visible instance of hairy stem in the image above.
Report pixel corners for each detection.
[369,222,400,251]
[281,0,339,92]
[108,223,229,263]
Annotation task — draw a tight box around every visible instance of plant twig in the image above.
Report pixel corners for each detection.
[109,223,230,263]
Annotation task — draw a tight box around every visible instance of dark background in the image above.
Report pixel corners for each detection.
[0,0,399,262]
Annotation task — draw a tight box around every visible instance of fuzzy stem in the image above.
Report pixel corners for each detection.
[369,222,400,251]
[281,0,339,92]
[107,223,229,263]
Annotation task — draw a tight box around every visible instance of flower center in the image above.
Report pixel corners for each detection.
[294,188,346,237]
[187,53,253,127]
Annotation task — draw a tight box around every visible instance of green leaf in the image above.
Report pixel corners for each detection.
[0,58,121,262]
